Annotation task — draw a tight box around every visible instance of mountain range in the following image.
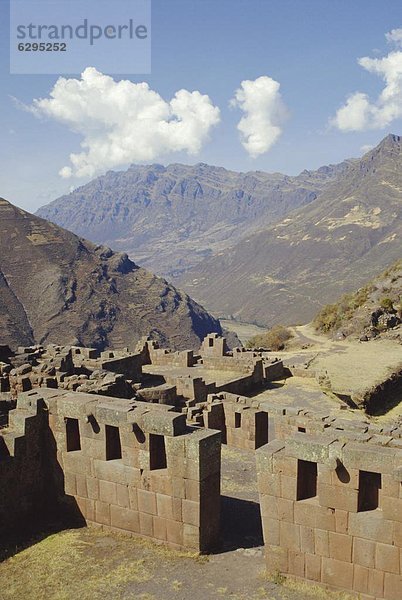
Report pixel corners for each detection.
[36,134,402,327]
[37,159,354,277]
[0,198,221,351]
[178,134,402,325]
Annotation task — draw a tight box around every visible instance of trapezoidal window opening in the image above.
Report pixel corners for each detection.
[149,434,167,470]
[297,459,317,500]
[66,418,81,452]
[105,425,122,460]
[358,470,381,512]
[234,412,242,428]
[255,411,269,448]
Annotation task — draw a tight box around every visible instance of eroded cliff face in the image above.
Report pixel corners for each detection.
[0,198,221,351]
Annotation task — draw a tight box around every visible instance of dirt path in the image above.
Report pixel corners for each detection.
[290,324,346,352]
[221,318,339,352]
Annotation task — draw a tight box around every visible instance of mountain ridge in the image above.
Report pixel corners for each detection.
[0,197,221,350]
[36,157,356,278]
[176,134,402,325]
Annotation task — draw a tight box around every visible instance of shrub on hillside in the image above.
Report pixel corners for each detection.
[380,297,394,312]
[313,286,371,333]
[314,259,402,334]
[246,325,292,351]
[313,303,341,333]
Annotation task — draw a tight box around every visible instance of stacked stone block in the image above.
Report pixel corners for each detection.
[256,432,402,600]
[0,361,11,392]
[0,392,51,532]
[147,341,197,368]
[45,390,221,552]
[200,333,228,358]
[203,392,269,450]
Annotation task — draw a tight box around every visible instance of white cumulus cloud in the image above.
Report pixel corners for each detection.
[386,28,402,47]
[28,67,221,178]
[332,30,402,131]
[230,76,288,158]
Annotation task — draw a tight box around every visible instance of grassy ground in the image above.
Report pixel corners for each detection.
[0,527,203,600]
[0,526,357,600]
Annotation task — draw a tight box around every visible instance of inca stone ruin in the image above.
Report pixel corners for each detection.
[1,334,402,599]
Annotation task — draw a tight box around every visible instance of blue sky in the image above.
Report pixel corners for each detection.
[1,0,402,211]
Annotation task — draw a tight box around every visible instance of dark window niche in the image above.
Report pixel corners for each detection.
[105,425,122,460]
[149,434,167,470]
[66,418,81,452]
[255,411,269,448]
[358,471,381,511]
[234,412,242,428]
[297,459,317,500]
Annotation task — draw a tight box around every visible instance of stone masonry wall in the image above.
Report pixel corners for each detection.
[256,432,402,600]
[147,344,196,368]
[46,389,222,552]
[0,388,221,552]
[0,393,52,533]
[203,392,269,450]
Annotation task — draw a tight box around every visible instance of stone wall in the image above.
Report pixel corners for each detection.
[264,360,286,381]
[136,383,177,406]
[0,389,221,552]
[100,352,144,382]
[203,392,269,450]
[214,360,264,395]
[256,432,402,599]
[202,356,257,374]
[200,334,228,358]
[148,343,197,368]
[0,393,52,533]
[163,375,212,403]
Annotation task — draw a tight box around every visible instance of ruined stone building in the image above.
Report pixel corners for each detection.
[257,423,402,600]
[0,388,220,552]
[1,334,401,599]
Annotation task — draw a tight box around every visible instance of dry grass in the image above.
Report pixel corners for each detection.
[0,524,356,600]
[0,527,206,600]
[0,529,150,600]
[263,571,357,600]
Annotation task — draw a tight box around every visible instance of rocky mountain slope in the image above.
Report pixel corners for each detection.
[177,135,402,326]
[313,258,402,339]
[36,160,354,277]
[0,198,221,351]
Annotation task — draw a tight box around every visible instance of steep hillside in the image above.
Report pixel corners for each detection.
[177,135,402,326]
[36,161,353,277]
[313,259,402,339]
[0,198,221,351]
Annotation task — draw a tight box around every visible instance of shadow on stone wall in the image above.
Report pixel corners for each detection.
[218,496,263,553]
